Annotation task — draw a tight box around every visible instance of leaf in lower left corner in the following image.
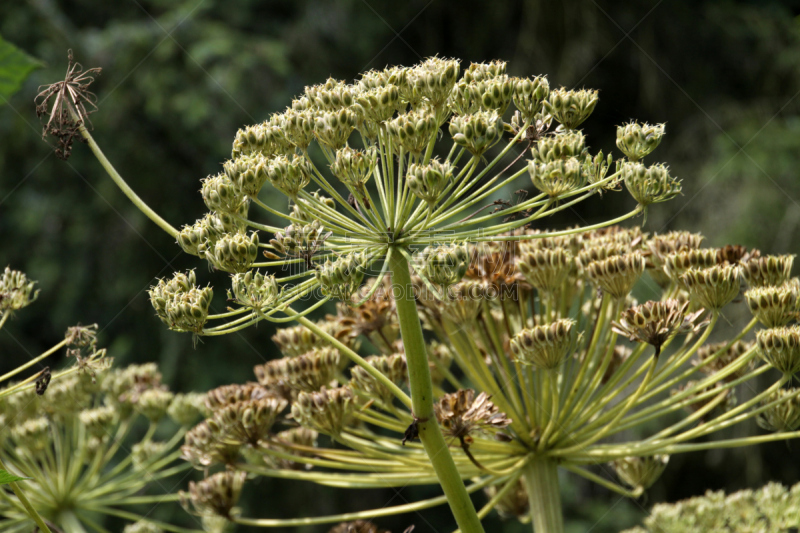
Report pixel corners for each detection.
[0,469,31,485]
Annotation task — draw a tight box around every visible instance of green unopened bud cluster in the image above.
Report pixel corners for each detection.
[149,270,213,333]
[418,243,470,292]
[315,252,367,300]
[512,76,550,121]
[510,319,576,369]
[331,146,377,188]
[229,270,280,312]
[0,266,39,312]
[544,88,598,130]
[449,110,504,156]
[616,122,665,161]
[407,159,453,205]
[622,161,681,207]
[207,232,259,273]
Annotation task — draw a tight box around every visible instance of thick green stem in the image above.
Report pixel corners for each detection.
[524,458,564,533]
[388,250,485,533]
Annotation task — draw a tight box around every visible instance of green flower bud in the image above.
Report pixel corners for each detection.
[510,319,576,369]
[387,109,439,155]
[406,159,453,205]
[79,406,117,438]
[448,110,504,156]
[201,173,249,215]
[682,265,742,311]
[148,270,213,333]
[622,161,681,207]
[585,253,646,300]
[208,232,259,273]
[315,252,367,301]
[544,88,599,130]
[419,243,470,291]
[255,347,341,393]
[757,388,800,432]
[266,154,312,198]
[613,455,669,490]
[527,156,586,197]
[314,108,357,150]
[228,270,280,312]
[745,282,799,327]
[291,386,355,436]
[0,266,39,312]
[531,131,586,163]
[137,388,175,422]
[757,326,800,375]
[330,146,377,189]
[512,75,550,121]
[517,246,573,292]
[168,392,208,427]
[741,254,795,288]
[616,121,666,162]
[182,470,247,519]
[281,109,316,150]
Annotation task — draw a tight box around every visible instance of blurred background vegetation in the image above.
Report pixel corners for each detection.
[2,1,800,531]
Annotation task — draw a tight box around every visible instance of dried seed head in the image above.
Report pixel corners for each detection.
[331,146,377,189]
[510,319,576,369]
[168,392,208,427]
[291,386,355,436]
[207,396,287,446]
[407,158,453,205]
[613,455,669,490]
[612,300,707,357]
[264,426,319,471]
[271,320,356,357]
[206,383,276,412]
[512,75,550,121]
[228,270,280,312]
[449,110,504,156]
[717,244,759,266]
[149,270,213,333]
[621,161,681,207]
[132,440,169,472]
[741,255,795,288]
[693,340,755,382]
[745,282,799,327]
[545,88,598,130]
[531,131,586,163]
[663,248,719,285]
[419,243,470,291]
[757,326,800,375]
[182,470,247,519]
[254,348,341,393]
[681,265,741,310]
[270,220,327,258]
[328,521,389,533]
[516,246,573,292]
[181,420,240,468]
[585,253,646,300]
[137,388,176,422]
[0,266,39,312]
[350,353,408,404]
[616,122,665,162]
[527,157,586,197]
[757,389,800,432]
[315,252,367,301]
[435,389,511,440]
[65,323,98,348]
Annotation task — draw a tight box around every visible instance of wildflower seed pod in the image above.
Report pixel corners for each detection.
[516,246,573,292]
[229,270,280,312]
[289,192,336,223]
[694,340,755,382]
[512,75,550,121]
[355,85,400,124]
[449,110,504,156]
[208,396,287,445]
[270,220,326,258]
[205,383,274,412]
[544,88,599,130]
[201,173,248,215]
[528,157,586,197]
[315,252,367,301]
[645,231,705,286]
[178,213,226,257]
[435,389,511,439]
[510,319,576,369]
[181,420,240,468]
[149,271,213,333]
[271,320,355,357]
[305,78,355,111]
[682,265,742,311]
[132,440,169,472]
[11,417,50,452]
[420,243,470,291]
[616,122,666,162]
[583,150,615,187]
[586,253,646,300]
[183,470,247,519]
[745,282,799,327]
[124,521,164,533]
[441,281,484,322]
[291,386,355,436]
[137,388,175,422]
[663,248,719,284]
[484,478,530,522]
[387,109,439,155]
[475,76,516,114]
[208,232,259,273]
[79,406,117,438]
[350,353,408,404]
[330,146,377,189]
[281,109,316,150]
[531,131,586,163]
[168,392,208,427]
[0,266,39,312]
[328,521,388,533]
[264,426,319,470]
[231,118,292,159]
[406,158,453,205]
[411,58,461,106]
[741,254,795,288]
[314,108,357,150]
[266,154,312,198]
[622,161,681,207]
[757,388,800,432]
[612,299,707,356]
[224,155,270,198]
[757,326,800,375]
[462,60,507,83]
[613,455,669,490]
[254,347,341,393]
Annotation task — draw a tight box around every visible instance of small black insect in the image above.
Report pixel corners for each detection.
[402,414,428,445]
[35,366,51,396]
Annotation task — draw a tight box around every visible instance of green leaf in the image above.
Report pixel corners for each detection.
[0,468,31,485]
[0,34,42,105]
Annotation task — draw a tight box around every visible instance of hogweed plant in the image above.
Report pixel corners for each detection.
[0,268,208,533]
[37,53,800,532]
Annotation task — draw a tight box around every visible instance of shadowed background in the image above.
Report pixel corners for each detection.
[2,1,800,531]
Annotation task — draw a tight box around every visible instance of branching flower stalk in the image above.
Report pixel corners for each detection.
[38,53,800,532]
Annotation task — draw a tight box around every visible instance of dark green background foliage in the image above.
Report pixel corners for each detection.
[2,1,800,531]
